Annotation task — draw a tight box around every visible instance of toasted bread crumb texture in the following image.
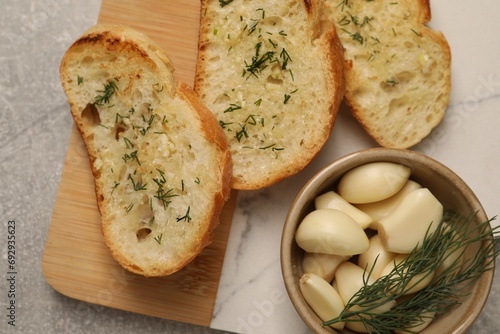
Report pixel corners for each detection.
[195,0,345,189]
[60,25,231,276]
[325,0,451,148]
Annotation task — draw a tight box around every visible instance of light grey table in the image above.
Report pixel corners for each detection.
[1,1,498,334]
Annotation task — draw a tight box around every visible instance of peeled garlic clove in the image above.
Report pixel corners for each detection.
[299,273,345,330]
[394,311,435,333]
[335,262,396,313]
[380,254,435,295]
[337,162,411,204]
[358,234,396,279]
[335,262,397,333]
[356,180,422,230]
[315,191,373,229]
[335,262,371,307]
[302,252,349,283]
[295,209,370,256]
[378,188,443,254]
[332,277,339,292]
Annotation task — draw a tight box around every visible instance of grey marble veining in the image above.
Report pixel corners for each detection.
[1,0,499,334]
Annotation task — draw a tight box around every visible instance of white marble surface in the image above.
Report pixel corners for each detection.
[1,1,499,334]
[211,0,500,333]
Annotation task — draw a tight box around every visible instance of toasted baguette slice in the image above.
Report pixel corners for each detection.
[195,0,345,190]
[324,0,451,148]
[60,24,232,277]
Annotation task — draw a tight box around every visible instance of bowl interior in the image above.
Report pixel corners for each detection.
[281,148,494,334]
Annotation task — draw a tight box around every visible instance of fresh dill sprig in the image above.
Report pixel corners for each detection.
[128,173,146,191]
[280,48,292,70]
[223,103,242,113]
[256,8,265,19]
[247,18,260,36]
[152,169,179,209]
[338,15,351,26]
[352,32,364,44]
[154,233,163,245]
[154,187,177,210]
[219,0,233,8]
[122,150,141,166]
[244,42,275,79]
[236,124,249,142]
[219,120,234,129]
[125,203,134,213]
[411,28,422,37]
[177,206,192,222]
[123,137,134,149]
[323,212,500,332]
[336,0,350,11]
[245,114,262,126]
[284,94,292,104]
[94,80,118,105]
[284,89,298,104]
[386,78,400,86]
[115,112,129,124]
[136,114,156,136]
[111,181,120,195]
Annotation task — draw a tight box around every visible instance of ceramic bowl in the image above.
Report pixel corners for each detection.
[281,148,494,334]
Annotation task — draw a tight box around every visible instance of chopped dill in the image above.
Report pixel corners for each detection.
[154,234,163,245]
[94,80,118,105]
[177,206,192,222]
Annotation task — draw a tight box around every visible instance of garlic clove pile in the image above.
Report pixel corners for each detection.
[299,272,346,330]
[337,162,411,204]
[378,188,443,254]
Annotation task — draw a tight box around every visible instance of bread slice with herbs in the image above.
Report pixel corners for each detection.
[59,24,232,277]
[324,0,451,148]
[194,0,345,190]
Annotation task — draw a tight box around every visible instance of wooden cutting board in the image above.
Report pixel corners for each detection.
[42,0,238,327]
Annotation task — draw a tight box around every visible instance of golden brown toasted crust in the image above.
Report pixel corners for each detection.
[60,24,232,277]
[418,0,432,23]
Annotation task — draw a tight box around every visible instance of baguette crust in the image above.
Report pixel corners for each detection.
[60,24,232,277]
[325,0,451,149]
[195,0,345,190]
